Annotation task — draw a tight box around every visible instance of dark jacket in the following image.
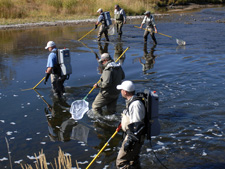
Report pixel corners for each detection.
[98,60,125,98]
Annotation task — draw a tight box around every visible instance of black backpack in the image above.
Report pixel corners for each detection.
[136,89,160,140]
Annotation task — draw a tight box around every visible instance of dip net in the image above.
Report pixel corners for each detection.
[70,100,89,120]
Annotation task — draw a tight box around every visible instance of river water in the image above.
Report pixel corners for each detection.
[0,7,225,169]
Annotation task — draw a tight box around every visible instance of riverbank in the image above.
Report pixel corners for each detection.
[166,3,222,12]
[0,3,222,30]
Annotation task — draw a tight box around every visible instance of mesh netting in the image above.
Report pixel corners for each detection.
[176,39,186,46]
[70,100,89,120]
[108,25,115,36]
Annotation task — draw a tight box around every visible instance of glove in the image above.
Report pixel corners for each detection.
[123,122,145,152]
[95,24,98,29]
[44,73,50,85]
[123,130,139,152]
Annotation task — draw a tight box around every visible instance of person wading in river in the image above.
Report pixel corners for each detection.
[116,80,146,169]
[95,8,109,42]
[140,11,158,45]
[114,4,126,39]
[92,53,125,115]
[44,41,66,98]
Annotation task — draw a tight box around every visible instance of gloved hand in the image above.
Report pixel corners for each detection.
[94,24,98,29]
[44,73,50,85]
[124,136,133,152]
[123,130,139,152]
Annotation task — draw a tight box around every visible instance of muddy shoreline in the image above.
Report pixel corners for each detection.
[0,3,222,30]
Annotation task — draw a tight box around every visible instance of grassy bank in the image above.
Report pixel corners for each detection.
[0,0,224,25]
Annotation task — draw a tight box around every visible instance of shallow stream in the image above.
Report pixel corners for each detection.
[0,7,225,169]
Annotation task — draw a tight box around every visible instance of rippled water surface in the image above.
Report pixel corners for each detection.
[0,7,225,169]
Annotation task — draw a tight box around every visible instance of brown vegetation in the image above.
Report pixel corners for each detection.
[20,148,73,169]
[0,0,224,25]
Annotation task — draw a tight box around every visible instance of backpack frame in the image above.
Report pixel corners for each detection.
[136,89,160,140]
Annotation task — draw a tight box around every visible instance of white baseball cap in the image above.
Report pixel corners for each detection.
[97,8,102,13]
[117,80,135,92]
[98,53,110,62]
[45,41,56,49]
[144,11,150,15]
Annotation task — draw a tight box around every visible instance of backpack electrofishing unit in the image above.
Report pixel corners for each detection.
[136,89,160,140]
[57,48,72,79]
[103,11,112,26]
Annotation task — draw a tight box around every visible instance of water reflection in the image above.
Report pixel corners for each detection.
[57,118,90,143]
[45,97,90,143]
[137,43,157,75]
[0,26,82,88]
[92,121,121,165]
[98,42,109,55]
[114,42,126,65]
[0,59,16,88]
[34,89,90,143]
[44,97,71,142]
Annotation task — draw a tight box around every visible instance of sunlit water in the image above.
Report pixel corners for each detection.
[0,7,225,169]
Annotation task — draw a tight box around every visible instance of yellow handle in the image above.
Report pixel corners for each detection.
[115,46,130,63]
[134,26,172,38]
[78,23,102,41]
[86,124,121,169]
[78,28,95,41]
[21,88,34,91]
[88,79,101,95]
[21,76,45,91]
[157,32,172,38]
[86,131,119,169]
[33,76,46,89]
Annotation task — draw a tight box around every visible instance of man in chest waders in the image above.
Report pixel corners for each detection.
[95,8,109,42]
[114,4,126,39]
[92,53,125,115]
[44,41,66,98]
[140,11,158,45]
[116,80,146,168]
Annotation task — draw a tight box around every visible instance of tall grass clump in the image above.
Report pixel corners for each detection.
[20,148,73,169]
[43,0,78,16]
[63,0,77,14]
[46,0,63,12]
[0,0,27,18]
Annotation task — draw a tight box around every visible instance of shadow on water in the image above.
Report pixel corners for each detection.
[0,7,225,169]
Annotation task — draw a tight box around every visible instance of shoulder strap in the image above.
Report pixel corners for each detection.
[101,13,106,22]
[127,96,143,109]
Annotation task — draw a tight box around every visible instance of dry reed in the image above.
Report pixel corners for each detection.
[0,0,223,24]
[5,137,13,169]
[0,0,173,19]
[20,147,73,169]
